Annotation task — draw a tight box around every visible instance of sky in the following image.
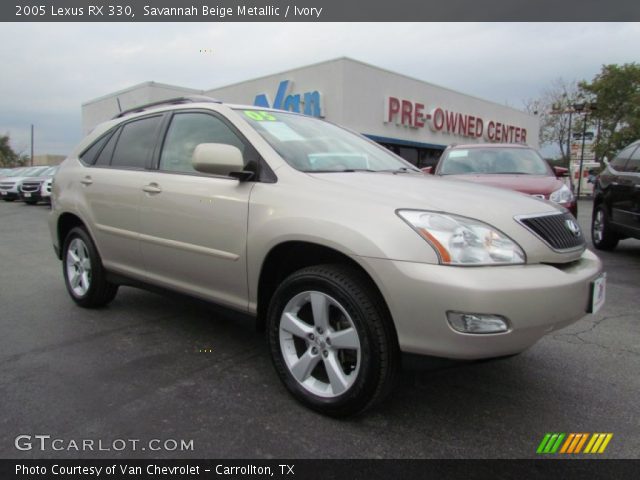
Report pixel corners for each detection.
[1,22,639,156]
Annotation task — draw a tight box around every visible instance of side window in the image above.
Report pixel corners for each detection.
[111,116,162,169]
[159,113,246,174]
[80,133,111,165]
[626,146,640,173]
[95,129,120,166]
[610,145,635,171]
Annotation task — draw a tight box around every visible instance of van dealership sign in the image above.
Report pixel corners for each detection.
[254,80,323,117]
[384,96,528,144]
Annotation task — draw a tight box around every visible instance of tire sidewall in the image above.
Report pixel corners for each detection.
[267,269,383,415]
[592,204,617,250]
[62,227,100,303]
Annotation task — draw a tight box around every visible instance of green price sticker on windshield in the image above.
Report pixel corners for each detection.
[244,110,277,121]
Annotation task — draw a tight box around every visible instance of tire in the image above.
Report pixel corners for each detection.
[267,264,399,417]
[62,227,118,308]
[591,204,619,251]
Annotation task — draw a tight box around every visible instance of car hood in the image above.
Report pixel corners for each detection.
[309,172,558,218]
[307,171,582,263]
[439,174,563,197]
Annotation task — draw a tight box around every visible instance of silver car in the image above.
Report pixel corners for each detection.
[49,97,604,416]
[1,166,50,201]
[19,166,59,205]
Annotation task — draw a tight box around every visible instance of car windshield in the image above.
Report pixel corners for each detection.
[439,147,552,176]
[237,109,419,173]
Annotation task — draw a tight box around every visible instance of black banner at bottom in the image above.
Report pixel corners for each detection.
[2,459,639,480]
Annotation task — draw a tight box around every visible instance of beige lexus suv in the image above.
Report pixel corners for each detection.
[50,97,604,416]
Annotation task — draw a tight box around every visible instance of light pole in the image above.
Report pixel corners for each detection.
[572,102,597,198]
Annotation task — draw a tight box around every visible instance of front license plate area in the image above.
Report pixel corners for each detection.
[588,273,606,314]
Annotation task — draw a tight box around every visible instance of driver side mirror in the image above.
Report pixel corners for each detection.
[192,143,252,180]
[553,166,569,178]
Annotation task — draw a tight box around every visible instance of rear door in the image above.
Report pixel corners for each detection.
[77,114,164,279]
[138,110,256,311]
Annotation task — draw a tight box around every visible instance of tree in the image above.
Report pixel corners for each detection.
[523,78,581,161]
[0,134,28,168]
[580,63,640,160]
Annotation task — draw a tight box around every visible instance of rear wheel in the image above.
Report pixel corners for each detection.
[592,204,619,251]
[62,227,118,308]
[267,264,399,417]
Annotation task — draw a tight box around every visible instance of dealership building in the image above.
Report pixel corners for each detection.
[82,58,539,168]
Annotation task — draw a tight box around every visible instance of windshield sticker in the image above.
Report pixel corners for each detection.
[243,110,277,121]
[448,150,469,158]
[259,121,305,142]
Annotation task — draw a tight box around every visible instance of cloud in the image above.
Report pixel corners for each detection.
[1,22,639,154]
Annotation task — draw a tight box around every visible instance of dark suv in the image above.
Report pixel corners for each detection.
[591,140,640,250]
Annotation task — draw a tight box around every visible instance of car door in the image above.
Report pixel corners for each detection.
[602,144,635,225]
[623,144,640,233]
[138,110,256,311]
[78,114,164,279]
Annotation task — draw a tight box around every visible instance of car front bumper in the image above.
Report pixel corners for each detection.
[0,190,19,200]
[356,249,603,359]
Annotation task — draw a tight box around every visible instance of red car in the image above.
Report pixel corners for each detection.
[423,144,577,217]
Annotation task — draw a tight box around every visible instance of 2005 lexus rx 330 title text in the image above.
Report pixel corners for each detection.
[49,97,605,416]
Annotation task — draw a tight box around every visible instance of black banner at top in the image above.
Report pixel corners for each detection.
[2,0,640,22]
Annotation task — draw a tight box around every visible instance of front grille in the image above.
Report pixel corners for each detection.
[21,181,42,193]
[517,212,585,251]
[0,183,13,191]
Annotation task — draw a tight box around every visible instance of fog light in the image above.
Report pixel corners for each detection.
[447,312,509,334]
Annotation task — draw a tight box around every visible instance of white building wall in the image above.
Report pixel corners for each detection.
[82,82,203,134]
[207,59,346,124]
[340,59,540,148]
[80,58,539,149]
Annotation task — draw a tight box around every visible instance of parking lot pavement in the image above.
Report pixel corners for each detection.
[0,200,638,459]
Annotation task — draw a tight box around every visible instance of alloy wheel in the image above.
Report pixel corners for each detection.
[279,291,361,398]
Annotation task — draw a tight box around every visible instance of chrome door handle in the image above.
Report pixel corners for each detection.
[142,183,162,194]
[80,176,93,186]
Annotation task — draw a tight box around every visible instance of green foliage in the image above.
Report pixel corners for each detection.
[0,134,28,168]
[580,63,640,160]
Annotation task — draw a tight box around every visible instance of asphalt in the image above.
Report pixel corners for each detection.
[0,199,638,459]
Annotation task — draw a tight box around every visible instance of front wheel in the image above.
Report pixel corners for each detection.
[62,227,118,308]
[267,264,399,417]
[592,204,619,251]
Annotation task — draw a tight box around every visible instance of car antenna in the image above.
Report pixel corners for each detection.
[116,97,122,113]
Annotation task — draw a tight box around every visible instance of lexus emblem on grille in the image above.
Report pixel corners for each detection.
[565,219,581,237]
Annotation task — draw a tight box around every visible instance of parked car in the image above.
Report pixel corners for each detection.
[591,139,640,250]
[49,97,603,416]
[423,144,578,217]
[0,166,51,201]
[19,165,59,205]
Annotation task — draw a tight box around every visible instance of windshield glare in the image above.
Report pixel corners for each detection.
[238,109,418,173]
[440,148,551,175]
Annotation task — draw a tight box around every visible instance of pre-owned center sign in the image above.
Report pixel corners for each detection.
[384,96,528,144]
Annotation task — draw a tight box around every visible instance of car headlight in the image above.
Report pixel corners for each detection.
[549,184,574,204]
[397,210,526,265]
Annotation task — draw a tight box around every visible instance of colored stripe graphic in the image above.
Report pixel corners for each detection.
[538,433,613,454]
[537,433,565,454]
[584,433,613,454]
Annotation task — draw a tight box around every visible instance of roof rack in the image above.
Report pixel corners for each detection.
[112,95,222,119]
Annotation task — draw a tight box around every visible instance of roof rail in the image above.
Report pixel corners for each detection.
[112,95,222,119]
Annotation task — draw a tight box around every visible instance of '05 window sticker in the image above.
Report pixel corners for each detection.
[244,110,277,121]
